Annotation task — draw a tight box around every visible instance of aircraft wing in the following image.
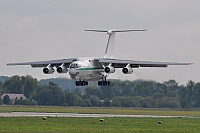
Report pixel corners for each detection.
[99,58,193,68]
[7,58,77,68]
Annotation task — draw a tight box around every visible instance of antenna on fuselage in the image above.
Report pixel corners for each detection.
[85,29,147,58]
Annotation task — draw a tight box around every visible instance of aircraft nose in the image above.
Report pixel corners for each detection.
[69,68,76,74]
[69,68,78,78]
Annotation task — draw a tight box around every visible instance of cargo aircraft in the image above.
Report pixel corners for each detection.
[7,29,192,86]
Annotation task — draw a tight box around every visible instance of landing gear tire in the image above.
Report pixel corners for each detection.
[80,81,84,86]
[103,81,107,86]
[98,81,102,86]
[107,81,110,86]
[75,81,79,86]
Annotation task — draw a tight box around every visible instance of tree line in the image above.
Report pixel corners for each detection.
[0,75,200,108]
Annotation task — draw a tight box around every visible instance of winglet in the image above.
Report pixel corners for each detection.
[188,63,194,65]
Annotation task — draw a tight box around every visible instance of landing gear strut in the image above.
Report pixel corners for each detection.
[75,81,88,86]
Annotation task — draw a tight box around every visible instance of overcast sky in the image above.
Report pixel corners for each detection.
[0,0,199,85]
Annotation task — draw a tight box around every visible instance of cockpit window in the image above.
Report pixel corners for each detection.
[69,63,82,68]
[77,64,82,68]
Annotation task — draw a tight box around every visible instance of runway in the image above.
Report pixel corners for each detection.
[0,112,199,118]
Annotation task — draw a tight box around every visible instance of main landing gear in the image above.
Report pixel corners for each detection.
[98,78,110,86]
[75,78,110,86]
[75,81,88,86]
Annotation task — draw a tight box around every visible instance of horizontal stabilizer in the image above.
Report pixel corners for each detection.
[85,30,108,32]
[86,29,147,58]
[85,29,147,34]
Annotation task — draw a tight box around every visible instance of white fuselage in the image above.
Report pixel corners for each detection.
[68,57,107,81]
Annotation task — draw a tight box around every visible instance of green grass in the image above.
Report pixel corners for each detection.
[0,117,200,133]
[0,106,200,132]
[1,106,200,117]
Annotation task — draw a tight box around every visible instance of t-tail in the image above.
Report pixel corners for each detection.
[85,29,147,58]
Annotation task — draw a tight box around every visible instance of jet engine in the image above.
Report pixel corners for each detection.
[104,64,115,74]
[57,64,68,73]
[122,64,133,74]
[43,66,55,74]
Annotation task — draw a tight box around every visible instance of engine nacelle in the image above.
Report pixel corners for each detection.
[104,66,115,74]
[43,66,55,74]
[57,65,68,73]
[122,66,133,74]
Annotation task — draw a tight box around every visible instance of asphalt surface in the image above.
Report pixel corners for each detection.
[0,112,198,118]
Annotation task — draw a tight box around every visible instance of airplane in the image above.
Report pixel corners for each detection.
[7,29,192,86]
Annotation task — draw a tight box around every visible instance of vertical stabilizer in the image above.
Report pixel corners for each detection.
[85,29,147,58]
[104,30,116,58]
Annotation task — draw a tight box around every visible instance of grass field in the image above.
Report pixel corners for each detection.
[0,117,200,133]
[0,106,200,132]
[1,106,200,117]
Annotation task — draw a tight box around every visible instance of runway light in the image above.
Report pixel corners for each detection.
[43,117,47,120]
[100,119,104,122]
[158,121,162,125]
